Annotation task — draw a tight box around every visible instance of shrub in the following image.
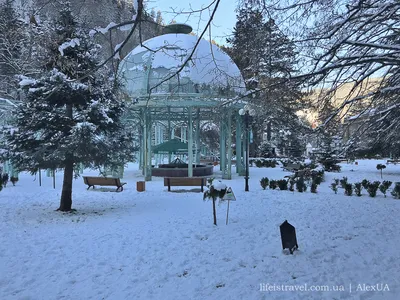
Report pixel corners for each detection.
[310,180,318,193]
[277,179,288,190]
[379,181,392,198]
[289,178,295,192]
[311,170,324,185]
[296,176,307,192]
[320,158,341,172]
[344,183,353,196]
[361,179,370,189]
[376,164,386,178]
[330,182,338,194]
[354,183,362,196]
[260,177,269,190]
[269,180,278,190]
[367,181,380,197]
[340,177,348,188]
[391,182,400,199]
[255,160,263,168]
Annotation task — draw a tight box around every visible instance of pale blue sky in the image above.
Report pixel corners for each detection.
[145,0,238,45]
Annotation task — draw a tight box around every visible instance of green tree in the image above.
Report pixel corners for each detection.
[3,5,134,211]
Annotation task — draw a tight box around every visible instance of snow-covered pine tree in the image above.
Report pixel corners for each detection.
[226,7,309,156]
[3,4,134,211]
[0,0,28,99]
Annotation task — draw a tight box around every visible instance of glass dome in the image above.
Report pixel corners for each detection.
[118,27,246,99]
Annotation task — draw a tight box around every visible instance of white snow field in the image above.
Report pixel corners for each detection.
[1,159,400,300]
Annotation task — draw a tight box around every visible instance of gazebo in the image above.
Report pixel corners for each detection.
[118,24,248,181]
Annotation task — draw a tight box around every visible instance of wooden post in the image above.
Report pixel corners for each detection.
[52,169,56,189]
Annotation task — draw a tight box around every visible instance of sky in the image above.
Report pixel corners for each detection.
[145,0,239,45]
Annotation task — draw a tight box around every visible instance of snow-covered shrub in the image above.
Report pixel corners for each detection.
[269,180,278,190]
[344,183,353,196]
[295,177,307,192]
[277,179,288,190]
[310,179,319,193]
[289,177,295,191]
[311,170,324,185]
[367,181,380,197]
[260,177,269,190]
[319,157,341,172]
[361,179,370,189]
[391,182,400,199]
[330,182,338,194]
[340,177,348,188]
[379,181,392,198]
[354,183,362,196]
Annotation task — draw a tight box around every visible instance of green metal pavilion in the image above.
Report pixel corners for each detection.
[118,24,248,181]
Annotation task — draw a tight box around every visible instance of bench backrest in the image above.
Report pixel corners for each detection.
[83,176,121,186]
[164,177,206,186]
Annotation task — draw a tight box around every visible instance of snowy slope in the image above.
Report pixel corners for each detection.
[0,160,399,299]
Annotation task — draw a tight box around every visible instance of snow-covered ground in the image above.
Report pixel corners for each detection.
[1,159,399,300]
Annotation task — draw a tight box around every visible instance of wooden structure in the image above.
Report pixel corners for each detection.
[163,177,207,192]
[83,176,127,192]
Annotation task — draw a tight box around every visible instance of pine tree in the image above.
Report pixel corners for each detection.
[227,7,309,156]
[3,5,134,211]
[0,0,26,98]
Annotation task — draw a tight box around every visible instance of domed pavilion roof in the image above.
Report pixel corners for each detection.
[118,24,246,102]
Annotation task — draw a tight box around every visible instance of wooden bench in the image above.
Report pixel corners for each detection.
[164,177,207,192]
[83,176,127,192]
[387,160,400,165]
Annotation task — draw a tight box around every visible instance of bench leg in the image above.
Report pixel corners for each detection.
[168,178,171,192]
[87,185,94,190]
[201,182,204,192]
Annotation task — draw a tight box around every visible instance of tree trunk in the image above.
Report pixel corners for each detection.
[58,159,74,211]
[267,121,272,141]
[58,103,74,212]
[212,199,217,226]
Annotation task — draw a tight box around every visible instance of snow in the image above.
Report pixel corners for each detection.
[118,33,246,96]
[58,38,80,56]
[18,78,37,87]
[213,180,227,191]
[1,159,400,299]
[132,0,138,21]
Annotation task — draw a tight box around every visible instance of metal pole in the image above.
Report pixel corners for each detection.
[245,112,249,192]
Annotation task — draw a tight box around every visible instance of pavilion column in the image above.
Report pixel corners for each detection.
[144,108,152,181]
[223,110,232,179]
[240,118,246,176]
[220,119,226,174]
[168,107,172,163]
[139,122,144,172]
[188,107,193,177]
[195,108,201,164]
[235,116,243,175]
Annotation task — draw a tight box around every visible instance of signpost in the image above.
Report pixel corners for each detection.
[223,187,236,225]
[280,220,299,254]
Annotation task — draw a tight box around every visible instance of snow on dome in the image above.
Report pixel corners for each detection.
[118,32,246,98]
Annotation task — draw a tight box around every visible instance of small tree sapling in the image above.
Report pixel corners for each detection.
[376,164,386,179]
[203,179,227,225]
